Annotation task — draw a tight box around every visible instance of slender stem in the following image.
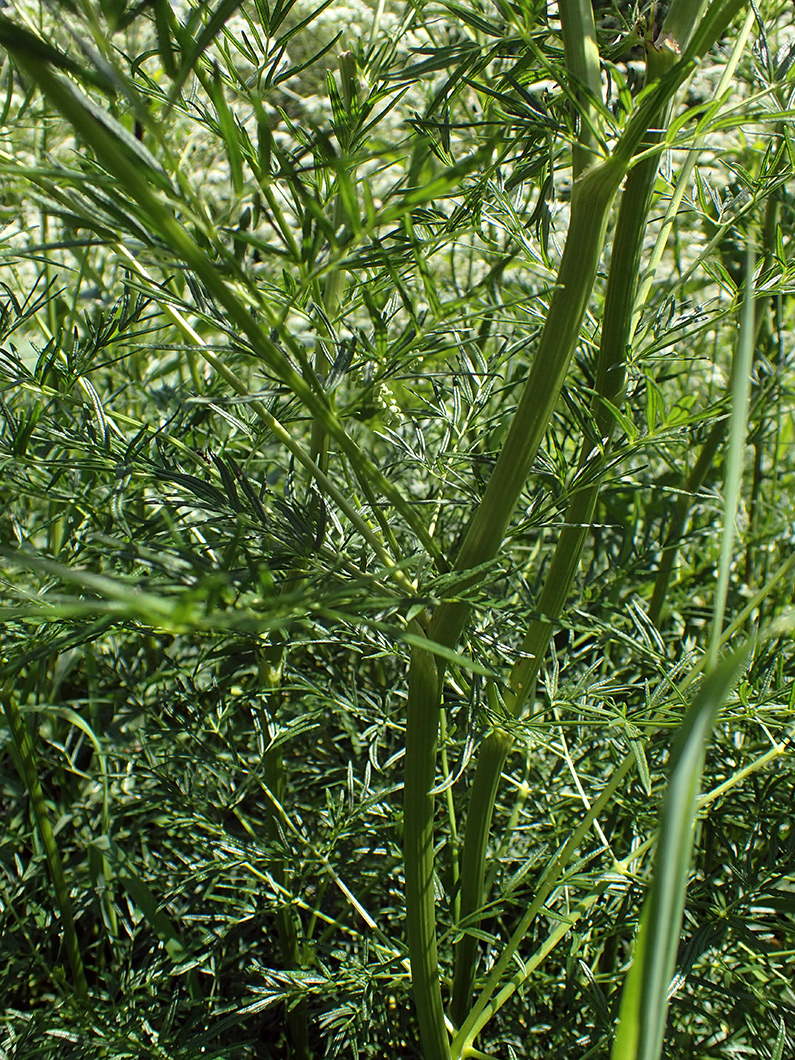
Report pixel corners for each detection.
[428,156,623,652]
[648,92,779,623]
[510,103,666,708]
[447,0,714,1017]
[410,158,621,1044]
[2,687,88,1000]
[708,251,755,668]
[450,728,511,1027]
[450,132,659,1028]
[647,419,725,626]
[559,0,603,179]
[256,640,311,1059]
[648,213,778,627]
[452,754,637,1057]
[403,624,451,1060]
[409,16,710,1036]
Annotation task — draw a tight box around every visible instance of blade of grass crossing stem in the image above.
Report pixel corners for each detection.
[611,251,757,1060]
[709,250,756,669]
[609,649,747,1060]
[1,686,88,999]
[456,549,794,1055]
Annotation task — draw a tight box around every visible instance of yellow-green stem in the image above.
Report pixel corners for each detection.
[559,0,603,179]
[428,156,623,652]
[404,626,451,1060]
[450,728,511,1027]
[411,158,621,1046]
[449,14,692,1019]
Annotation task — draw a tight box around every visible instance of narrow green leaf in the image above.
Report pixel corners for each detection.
[92,836,202,997]
[771,1017,787,1060]
[629,737,652,797]
[610,648,747,1060]
[402,632,492,677]
[0,14,114,92]
[167,0,247,107]
[210,63,244,196]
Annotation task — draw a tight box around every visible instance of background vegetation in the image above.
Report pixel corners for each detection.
[0,0,794,1057]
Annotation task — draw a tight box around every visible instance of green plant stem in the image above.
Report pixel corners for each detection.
[263,749,310,1058]
[407,155,621,1049]
[403,623,451,1060]
[559,0,603,179]
[403,7,745,1034]
[427,155,624,653]
[449,37,676,1021]
[649,187,780,627]
[257,638,311,1059]
[1,687,88,1000]
[424,0,744,643]
[510,86,669,707]
[452,752,636,1056]
[647,418,725,626]
[445,0,750,1023]
[450,727,511,1024]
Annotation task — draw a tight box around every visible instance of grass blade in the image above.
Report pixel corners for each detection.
[610,648,747,1060]
[612,251,758,1060]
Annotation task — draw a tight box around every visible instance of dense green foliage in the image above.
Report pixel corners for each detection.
[0,0,794,1057]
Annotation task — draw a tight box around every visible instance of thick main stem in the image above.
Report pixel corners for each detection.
[427,157,623,654]
[450,136,662,1031]
[559,0,603,179]
[447,6,710,1022]
[406,158,623,1048]
[403,628,451,1060]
